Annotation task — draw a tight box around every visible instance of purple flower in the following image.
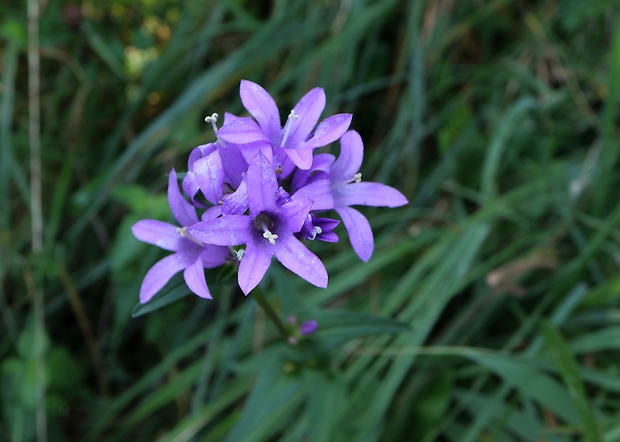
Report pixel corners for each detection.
[330,131,408,260]
[187,152,328,295]
[291,130,408,261]
[217,80,353,170]
[131,169,229,303]
[299,319,319,336]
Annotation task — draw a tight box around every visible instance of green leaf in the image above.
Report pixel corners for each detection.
[541,321,603,442]
[466,351,580,425]
[131,281,191,317]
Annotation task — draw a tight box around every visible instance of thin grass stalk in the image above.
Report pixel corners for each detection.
[28,0,46,439]
[0,39,19,341]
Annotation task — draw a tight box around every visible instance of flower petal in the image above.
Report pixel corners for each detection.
[193,151,224,205]
[336,207,374,262]
[240,80,282,145]
[273,235,328,288]
[222,179,248,215]
[182,171,200,201]
[331,130,364,181]
[218,144,247,188]
[291,178,334,211]
[168,169,199,226]
[218,117,269,144]
[188,216,252,246]
[285,88,325,148]
[132,219,180,252]
[238,141,274,165]
[280,197,313,233]
[291,153,335,190]
[139,253,191,303]
[283,147,314,170]
[187,143,216,169]
[334,182,408,208]
[247,152,278,214]
[239,240,272,295]
[201,205,222,221]
[303,113,352,149]
[200,244,230,268]
[183,258,212,299]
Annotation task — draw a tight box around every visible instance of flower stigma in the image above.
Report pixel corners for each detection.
[204,113,219,133]
[279,109,299,148]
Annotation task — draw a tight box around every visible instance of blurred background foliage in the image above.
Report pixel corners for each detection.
[1,0,620,440]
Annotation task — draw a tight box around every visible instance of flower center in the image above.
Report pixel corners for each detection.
[253,212,279,245]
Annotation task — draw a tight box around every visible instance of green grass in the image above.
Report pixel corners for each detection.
[1,0,620,440]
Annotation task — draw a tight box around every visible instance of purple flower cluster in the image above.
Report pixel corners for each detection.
[132,80,407,303]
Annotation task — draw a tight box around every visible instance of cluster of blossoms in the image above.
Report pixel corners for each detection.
[132,80,407,303]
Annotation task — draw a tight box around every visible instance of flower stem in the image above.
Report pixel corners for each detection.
[251,288,289,339]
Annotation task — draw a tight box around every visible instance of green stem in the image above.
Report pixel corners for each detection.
[251,287,289,339]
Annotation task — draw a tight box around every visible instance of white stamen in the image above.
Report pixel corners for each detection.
[260,222,278,245]
[353,172,362,183]
[235,249,245,261]
[263,230,279,245]
[314,226,323,235]
[279,109,299,148]
[204,112,219,133]
[176,226,203,246]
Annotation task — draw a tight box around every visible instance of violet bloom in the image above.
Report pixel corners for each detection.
[299,319,319,336]
[188,152,328,295]
[217,80,353,170]
[131,169,229,303]
[329,130,408,261]
[292,130,408,261]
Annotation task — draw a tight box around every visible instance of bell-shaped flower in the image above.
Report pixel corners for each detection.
[291,131,408,261]
[131,169,229,303]
[188,152,328,295]
[217,80,353,170]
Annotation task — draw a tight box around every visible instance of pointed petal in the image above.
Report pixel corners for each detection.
[292,178,334,211]
[283,147,314,170]
[247,152,278,213]
[239,240,272,295]
[132,220,180,252]
[332,130,364,181]
[240,80,282,144]
[238,141,274,165]
[317,231,339,243]
[291,153,335,190]
[334,182,408,208]
[336,207,374,262]
[183,258,212,299]
[182,171,200,200]
[193,151,224,205]
[218,144,247,187]
[273,235,328,288]
[168,169,199,226]
[187,143,216,169]
[303,114,352,149]
[285,88,326,148]
[139,253,190,303]
[281,197,312,233]
[222,179,248,215]
[188,216,252,246]
[218,117,269,144]
[201,205,222,221]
